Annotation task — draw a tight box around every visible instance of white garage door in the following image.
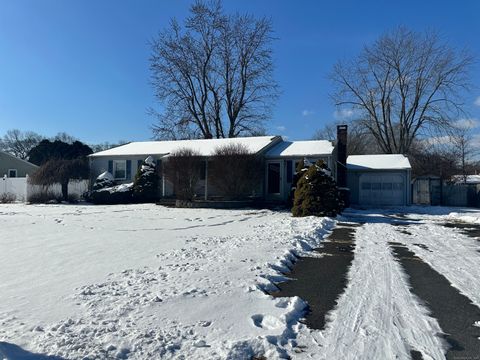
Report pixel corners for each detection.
[359,172,406,206]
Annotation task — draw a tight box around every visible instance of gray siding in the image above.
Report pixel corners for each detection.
[0,152,38,177]
[90,155,163,184]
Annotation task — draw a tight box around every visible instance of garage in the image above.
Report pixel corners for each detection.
[347,155,411,207]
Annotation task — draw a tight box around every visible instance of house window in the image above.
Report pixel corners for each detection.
[113,160,126,180]
[8,169,17,178]
[200,161,207,180]
[286,160,293,183]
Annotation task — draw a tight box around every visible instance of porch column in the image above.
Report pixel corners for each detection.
[162,161,166,197]
[204,160,208,200]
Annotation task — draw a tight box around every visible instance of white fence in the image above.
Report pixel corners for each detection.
[0,176,89,202]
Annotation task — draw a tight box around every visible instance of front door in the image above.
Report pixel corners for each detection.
[267,161,282,199]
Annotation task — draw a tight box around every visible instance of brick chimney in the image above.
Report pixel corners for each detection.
[336,125,348,188]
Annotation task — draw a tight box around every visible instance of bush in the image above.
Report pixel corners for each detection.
[92,171,115,191]
[209,144,263,199]
[164,148,202,201]
[28,189,62,204]
[287,159,310,207]
[292,160,343,217]
[0,193,16,203]
[88,183,134,204]
[133,156,159,202]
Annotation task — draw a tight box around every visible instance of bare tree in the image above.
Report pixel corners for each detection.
[53,132,77,144]
[149,0,277,140]
[0,129,44,159]
[450,124,479,183]
[313,121,380,155]
[331,27,474,154]
[219,13,277,137]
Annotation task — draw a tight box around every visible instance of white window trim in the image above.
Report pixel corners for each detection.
[7,169,17,178]
[113,160,127,180]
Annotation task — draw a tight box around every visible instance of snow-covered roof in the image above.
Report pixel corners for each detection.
[89,136,280,158]
[265,140,334,158]
[347,154,411,170]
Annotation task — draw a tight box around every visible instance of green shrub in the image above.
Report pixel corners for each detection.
[133,156,159,202]
[292,160,343,217]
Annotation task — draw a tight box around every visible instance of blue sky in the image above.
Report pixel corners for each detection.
[0,0,479,144]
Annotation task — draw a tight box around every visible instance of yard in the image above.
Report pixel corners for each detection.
[0,204,479,359]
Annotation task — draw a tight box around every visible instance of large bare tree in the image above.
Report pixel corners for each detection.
[0,129,43,160]
[149,0,278,139]
[331,27,474,154]
[313,121,380,155]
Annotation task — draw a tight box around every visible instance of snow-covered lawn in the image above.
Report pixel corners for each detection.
[0,204,332,359]
[1,204,479,359]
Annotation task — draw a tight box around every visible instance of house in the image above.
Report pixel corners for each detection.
[0,151,38,178]
[89,125,414,206]
[347,154,412,206]
[88,135,337,202]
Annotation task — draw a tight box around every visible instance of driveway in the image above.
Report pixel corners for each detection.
[274,208,480,360]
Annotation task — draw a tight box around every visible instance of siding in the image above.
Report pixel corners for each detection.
[0,152,38,177]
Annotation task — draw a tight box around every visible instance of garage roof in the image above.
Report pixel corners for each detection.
[347,154,411,170]
[265,140,334,158]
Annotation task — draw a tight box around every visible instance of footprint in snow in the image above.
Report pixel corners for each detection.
[251,314,283,330]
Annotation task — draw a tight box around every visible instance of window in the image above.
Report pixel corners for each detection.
[113,160,126,180]
[286,160,293,183]
[200,161,207,180]
[8,169,17,178]
[371,183,381,190]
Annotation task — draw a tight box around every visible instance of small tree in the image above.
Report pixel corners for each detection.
[287,158,310,207]
[209,143,263,199]
[164,148,203,200]
[133,156,159,202]
[292,160,342,217]
[30,159,90,201]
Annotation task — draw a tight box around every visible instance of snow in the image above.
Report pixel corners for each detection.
[89,136,279,158]
[265,140,334,158]
[295,218,446,360]
[144,156,155,166]
[99,182,134,193]
[97,171,114,181]
[347,154,411,170]
[1,204,479,359]
[0,203,333,359]
[452,174,480,184]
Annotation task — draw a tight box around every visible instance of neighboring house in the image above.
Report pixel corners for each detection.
[89,135,337,202]
[347,154,412,206]
[0,151,38,178]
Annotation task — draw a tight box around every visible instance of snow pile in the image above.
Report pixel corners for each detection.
[0,204,333,359]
